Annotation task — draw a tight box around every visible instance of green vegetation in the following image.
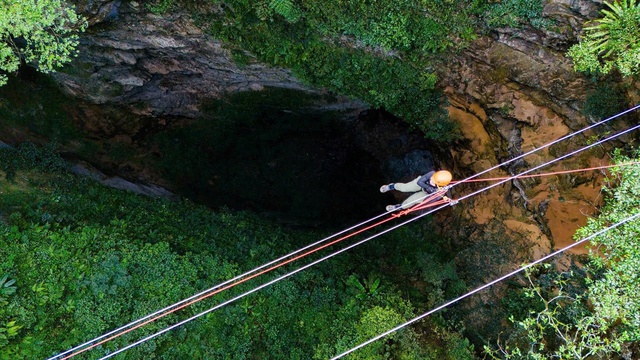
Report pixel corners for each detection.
[0,143,475,358]
[568,0,640,76]
[145,0,542,142]
[0,0,86,86]
[583,81,629,120]
[205,0,458,141]
[482,0,549,29]
[485,152,640,359]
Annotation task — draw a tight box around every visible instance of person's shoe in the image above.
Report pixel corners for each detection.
[380,184,394,193]
[386,204,401,212]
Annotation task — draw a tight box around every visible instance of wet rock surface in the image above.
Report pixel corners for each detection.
[422,1,639,342]
[435,0,639,264]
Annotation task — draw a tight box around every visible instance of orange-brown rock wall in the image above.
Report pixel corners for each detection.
[436,0,636,259]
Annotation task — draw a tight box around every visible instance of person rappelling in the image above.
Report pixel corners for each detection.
[380,170,452,212]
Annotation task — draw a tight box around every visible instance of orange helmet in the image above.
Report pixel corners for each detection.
[432,170,452,187]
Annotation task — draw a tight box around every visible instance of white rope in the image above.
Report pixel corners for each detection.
[50,105,639,359]
[389,104,640,210]
[455,122,640,202]
[450,104,640,185]
[95,116,640,359]
[331,211,640,359]
[98,200,446,359]
[47,210,392,359]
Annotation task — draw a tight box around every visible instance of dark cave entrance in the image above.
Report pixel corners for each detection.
[153,88,392,227]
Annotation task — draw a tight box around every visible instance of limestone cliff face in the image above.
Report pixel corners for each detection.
[54,1,363,139]
[36,0,365,188]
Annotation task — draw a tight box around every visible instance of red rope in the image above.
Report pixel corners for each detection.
[59,161,640,358]
[392,190,449,217]
[74,160,614,358]
[64,186,455,358]
[450,161,640,184]
[64,197,432,358]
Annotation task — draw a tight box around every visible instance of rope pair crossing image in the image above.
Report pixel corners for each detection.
[50,105,640,359]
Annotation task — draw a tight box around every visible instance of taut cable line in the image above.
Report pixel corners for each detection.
[54,211,396,359]
[48,209,393,359]
[91,118,640,359]
[62,189,449,360]
[450,161,640,183]
[331,211,640,359]
[56,193,451,359]
[97,202,450,359]
[448,104,640,186]
[454,122,640,203]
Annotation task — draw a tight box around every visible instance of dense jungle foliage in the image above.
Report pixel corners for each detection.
[0,144,475,359]
[568,0,640,76]
[3,146,640,359]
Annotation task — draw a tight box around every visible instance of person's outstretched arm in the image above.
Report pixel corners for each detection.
[417,171,436,191]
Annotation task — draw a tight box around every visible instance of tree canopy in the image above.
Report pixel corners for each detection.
[0,0,86,86]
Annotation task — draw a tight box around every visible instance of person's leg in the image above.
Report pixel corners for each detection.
[401,191,430,209]
[394,176,422,193]
[386,204,401,212]
[380,184,394,193]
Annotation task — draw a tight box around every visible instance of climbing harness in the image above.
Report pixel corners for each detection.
[391,189,450,218]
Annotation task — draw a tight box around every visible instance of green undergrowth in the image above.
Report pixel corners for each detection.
[204,0,464,142]
[0,143,474,359]
[482,0,549,29]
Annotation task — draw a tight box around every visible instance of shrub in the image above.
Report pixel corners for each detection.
[567,0,640,76]
[583,82,628,121]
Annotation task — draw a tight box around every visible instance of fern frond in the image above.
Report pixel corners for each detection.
[268,0,300,22]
